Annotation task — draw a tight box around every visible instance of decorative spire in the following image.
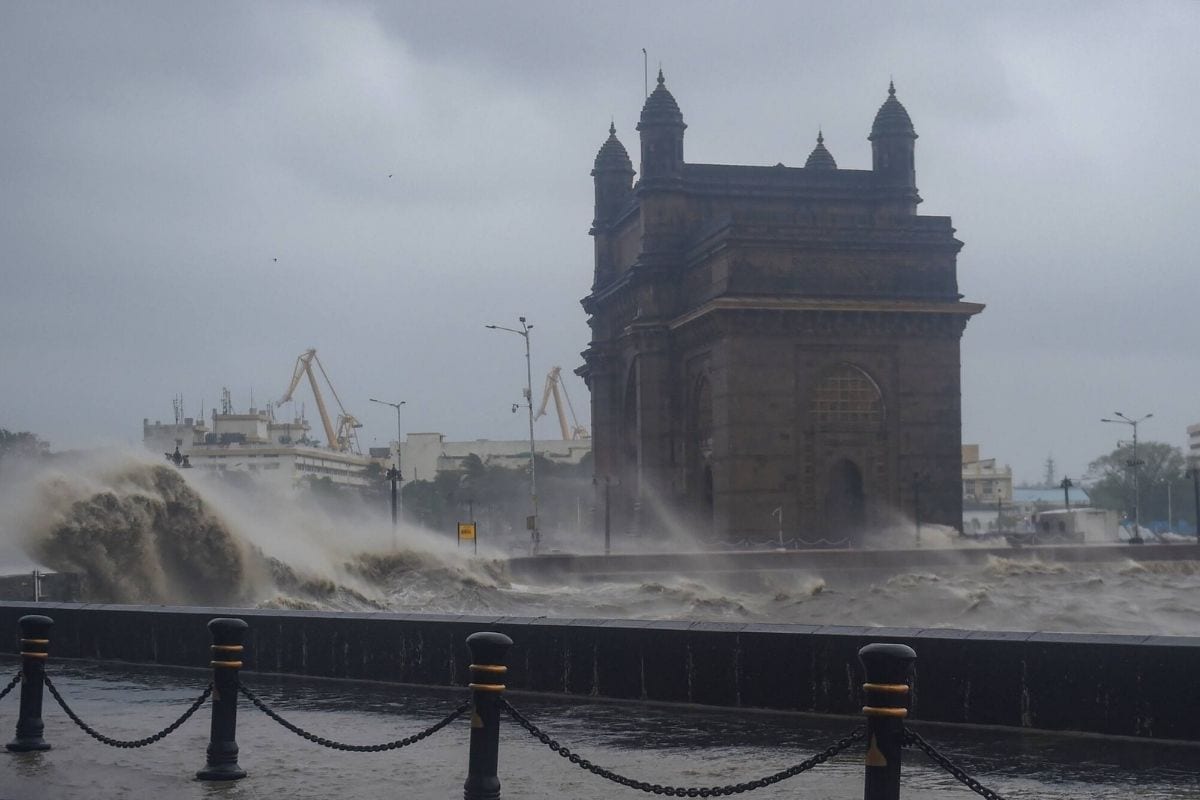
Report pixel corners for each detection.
[870,79,916,140]
[593,122,633,172]
[805,129,837,170]
[638,67,685,128]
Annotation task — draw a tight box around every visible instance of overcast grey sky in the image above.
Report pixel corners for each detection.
[2,1,1198,484]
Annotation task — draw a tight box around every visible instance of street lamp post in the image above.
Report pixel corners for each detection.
[1101,412,1152,545]
[1059,476,1073,512]
[370,397,406,547]
[486,317,539,554]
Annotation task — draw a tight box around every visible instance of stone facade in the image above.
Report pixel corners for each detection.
[578,74,982,542]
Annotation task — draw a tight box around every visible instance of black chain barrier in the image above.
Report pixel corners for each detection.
[43,674,212,749]
[0,668,21,702]
[903,728,1008,800]
[238,683,471,752]
[502,698,865,797]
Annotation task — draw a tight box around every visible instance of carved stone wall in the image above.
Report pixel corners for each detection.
[580,84,980,543]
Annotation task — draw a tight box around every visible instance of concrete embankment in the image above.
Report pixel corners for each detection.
[2,601,1198,742]
[507,542,1200,582]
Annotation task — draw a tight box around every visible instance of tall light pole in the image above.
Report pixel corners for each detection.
[1101,411,1152,545]
[486,317,539,554]
[370,397,405,546]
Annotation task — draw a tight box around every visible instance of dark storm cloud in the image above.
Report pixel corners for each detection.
[1,1,1197,484]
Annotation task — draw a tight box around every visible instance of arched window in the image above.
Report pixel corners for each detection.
[811,364,883,428]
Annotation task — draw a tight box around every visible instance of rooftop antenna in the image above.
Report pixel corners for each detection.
[642,48,648,98]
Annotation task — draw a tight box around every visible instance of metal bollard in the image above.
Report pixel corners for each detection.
[6,614,54,752]
[859,642,916,800]
[196,617,248,781]
[463,631,513,800]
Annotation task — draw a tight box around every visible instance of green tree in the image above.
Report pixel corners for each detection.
[401,479,449,528]
[1086,441,1194,527]
[0,429,50,481]
[0,429,50,460]
[401,452,596,541]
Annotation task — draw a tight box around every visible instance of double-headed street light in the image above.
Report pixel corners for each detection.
[486,316,539,554]
[370,397,406,546]
[1100,411,1152,544]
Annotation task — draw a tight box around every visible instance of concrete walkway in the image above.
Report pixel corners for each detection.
[0,660,1195,800]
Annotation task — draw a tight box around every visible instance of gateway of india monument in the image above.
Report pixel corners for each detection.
[578,72,983,544]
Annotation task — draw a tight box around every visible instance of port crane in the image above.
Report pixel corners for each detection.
[534,366,590,440]
[279,349,362,454]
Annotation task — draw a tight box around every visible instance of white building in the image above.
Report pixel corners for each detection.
[143,417,207,455]
[1188,423,1200,462]
[961,444,1013,504]
[185,443,375,486]
[144,408,376,487]
[396,432,591,487]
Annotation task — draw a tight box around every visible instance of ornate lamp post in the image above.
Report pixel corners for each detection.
[1101,412,1152,544]
[486,317,540,554]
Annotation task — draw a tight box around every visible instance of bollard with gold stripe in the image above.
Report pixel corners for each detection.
[463,631,513,800]
[6,614,54,752]
[858,642,917,800]
[196,617,249,781]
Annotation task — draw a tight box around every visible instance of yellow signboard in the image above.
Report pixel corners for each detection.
[458,522,477,541]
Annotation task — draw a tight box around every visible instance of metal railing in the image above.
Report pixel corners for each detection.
[1,614,1011,797]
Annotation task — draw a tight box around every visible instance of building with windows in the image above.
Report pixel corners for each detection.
[1188,423,1200,462]
[961,444,1015,534]
[579,74,982,542]
[143,408,376,487]
[961,444,1013,505]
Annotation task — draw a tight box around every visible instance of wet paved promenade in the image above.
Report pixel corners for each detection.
[0,658,1196,800]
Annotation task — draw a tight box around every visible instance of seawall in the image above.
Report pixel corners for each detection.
[507,542,1200,582]
[2,602,1197,741]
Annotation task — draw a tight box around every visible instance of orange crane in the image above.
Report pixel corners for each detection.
[534,366,590,440]
[279,349,362,454]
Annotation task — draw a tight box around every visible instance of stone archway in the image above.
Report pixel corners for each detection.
[807,363,886,544]
[826,458,866,544]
